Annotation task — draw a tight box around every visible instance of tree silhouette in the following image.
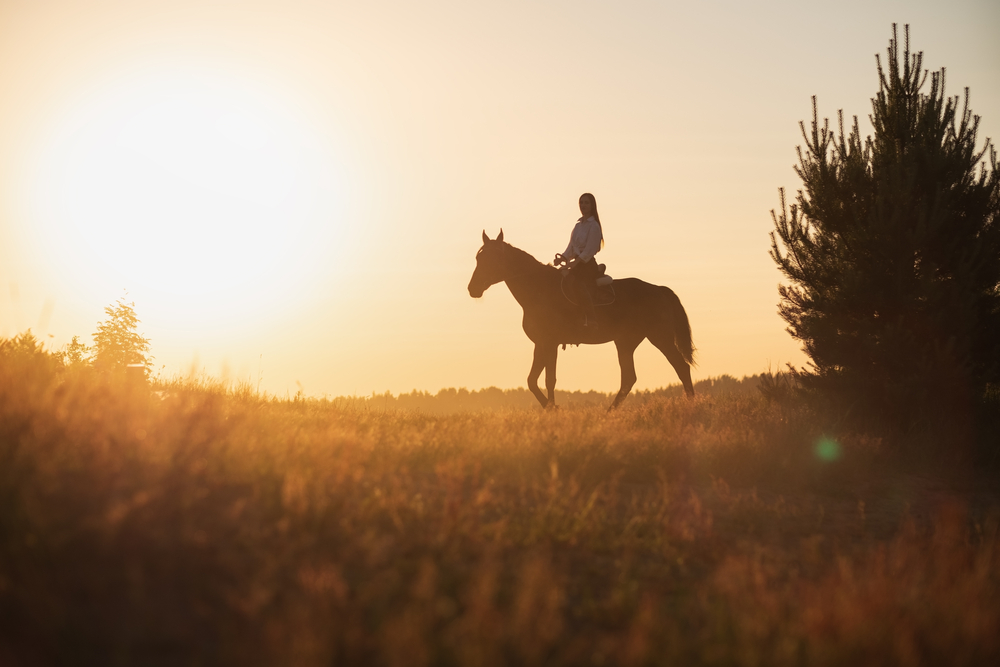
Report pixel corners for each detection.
[770,25,1000,432]
[92,295,153,378]
[62,335,89,369]
[0,329,64,381]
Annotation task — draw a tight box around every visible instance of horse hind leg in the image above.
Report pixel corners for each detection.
[648,332,695,397]
[609,337,642,410]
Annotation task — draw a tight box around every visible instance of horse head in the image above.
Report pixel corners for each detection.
[468,229,505,298]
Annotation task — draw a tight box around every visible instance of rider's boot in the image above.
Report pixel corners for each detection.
[582,295,598,328]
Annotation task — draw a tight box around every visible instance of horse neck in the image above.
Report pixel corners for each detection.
[502,245,557,307]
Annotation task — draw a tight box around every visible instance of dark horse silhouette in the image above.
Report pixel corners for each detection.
[468,230,695,409]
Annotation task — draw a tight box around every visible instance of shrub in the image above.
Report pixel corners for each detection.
[91,295,153,378]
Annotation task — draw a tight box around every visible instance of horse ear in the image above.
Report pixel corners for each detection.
[497,229,504,243]
[482,230,489,244]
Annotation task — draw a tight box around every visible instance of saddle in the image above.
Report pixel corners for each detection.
[592,264,615,305]
[560,264,615,307]
[594,264,613,287]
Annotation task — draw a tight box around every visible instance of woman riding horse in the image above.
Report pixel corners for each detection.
[554,193,604,327]
[468,229,696,409]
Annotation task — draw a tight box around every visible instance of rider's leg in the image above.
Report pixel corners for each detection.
[575,260,600,326]
[582,291,598,326]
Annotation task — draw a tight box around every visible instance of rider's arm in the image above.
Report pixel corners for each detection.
[562,237,577,261]
[577,220,603,263]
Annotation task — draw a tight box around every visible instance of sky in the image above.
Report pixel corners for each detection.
[1,0,998,398]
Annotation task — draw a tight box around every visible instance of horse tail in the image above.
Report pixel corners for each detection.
[659,287,696,366]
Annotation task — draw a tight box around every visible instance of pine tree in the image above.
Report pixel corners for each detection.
[92,295,153,377]
[770,25,1000,432]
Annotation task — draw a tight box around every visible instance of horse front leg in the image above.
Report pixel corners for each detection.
[609,337,641,410]
[543,345,558,409]
[527,344,549,408]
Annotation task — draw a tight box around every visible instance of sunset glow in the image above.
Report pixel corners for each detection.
[26,64,345,328]
[3,4,997,658]
[1,0,997,396]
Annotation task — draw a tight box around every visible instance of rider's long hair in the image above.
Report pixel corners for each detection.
[579,192,604,248]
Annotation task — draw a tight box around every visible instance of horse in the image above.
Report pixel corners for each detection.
[468,230,695,409]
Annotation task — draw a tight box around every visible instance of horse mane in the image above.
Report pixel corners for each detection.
[502,242,559,276]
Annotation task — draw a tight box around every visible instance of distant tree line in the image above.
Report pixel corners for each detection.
[0,295,152,381]
[330,375,763,413]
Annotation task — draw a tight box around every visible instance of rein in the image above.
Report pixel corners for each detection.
[559,273,616,307]
[495,244,614,306]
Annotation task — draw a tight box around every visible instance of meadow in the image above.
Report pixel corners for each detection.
[1,352,998,666]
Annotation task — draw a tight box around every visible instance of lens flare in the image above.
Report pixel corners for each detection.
[815,437,842,462]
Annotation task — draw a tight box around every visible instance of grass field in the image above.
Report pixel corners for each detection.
[1,356,998,666]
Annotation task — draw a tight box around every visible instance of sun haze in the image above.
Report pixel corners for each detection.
[1,0,997,397]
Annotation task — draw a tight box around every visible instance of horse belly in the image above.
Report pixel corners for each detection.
[522,316,547,343]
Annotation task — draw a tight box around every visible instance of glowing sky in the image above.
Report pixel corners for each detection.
[1,0,998,397]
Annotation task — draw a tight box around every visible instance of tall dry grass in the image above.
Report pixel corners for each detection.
[1,351,997,665]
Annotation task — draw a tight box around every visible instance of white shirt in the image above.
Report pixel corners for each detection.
[563,216,603,263]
